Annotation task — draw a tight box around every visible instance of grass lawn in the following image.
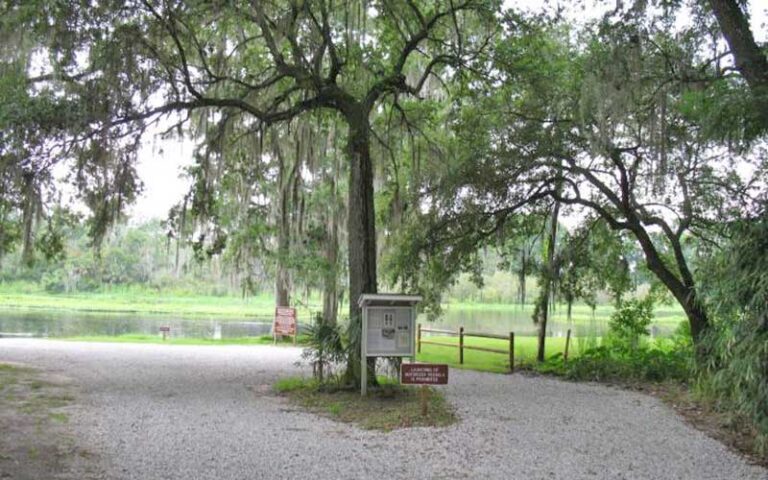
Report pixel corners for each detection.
[0,291,303,318]
[0,282,325,318]
[1,283,684,324]
[442,300,685,324]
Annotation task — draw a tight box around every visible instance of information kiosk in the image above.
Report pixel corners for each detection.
[358,293,422,395]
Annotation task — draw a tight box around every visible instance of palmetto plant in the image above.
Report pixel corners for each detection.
[302,313,346,385]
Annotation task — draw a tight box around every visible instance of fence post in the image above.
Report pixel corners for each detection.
[417,323,422,354]
[459,326,464,364]
[509,332,515,373]
[564,328,572,364]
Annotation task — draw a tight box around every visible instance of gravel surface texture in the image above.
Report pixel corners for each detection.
[0,339,765,480]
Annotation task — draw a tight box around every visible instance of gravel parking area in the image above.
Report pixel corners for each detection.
[0,339,765,480]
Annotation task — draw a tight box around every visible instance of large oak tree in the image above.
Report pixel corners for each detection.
[390,8,766,350]
[4,0,498,381]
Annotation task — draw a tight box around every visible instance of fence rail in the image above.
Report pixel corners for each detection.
[417,324,516,372]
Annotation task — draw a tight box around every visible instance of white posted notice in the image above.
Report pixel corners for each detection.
[366,307,413,356]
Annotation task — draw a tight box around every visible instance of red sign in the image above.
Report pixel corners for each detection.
[274,307,297,336]
[401,364,448,385]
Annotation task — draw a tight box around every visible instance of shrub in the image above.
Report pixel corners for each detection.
[301,313,347,385]
[697,213,768,456]
[606,296,654,352]
[41,270,67,293]
[545,344,691,383]
[698,321,768,455]
[539,298,693,383]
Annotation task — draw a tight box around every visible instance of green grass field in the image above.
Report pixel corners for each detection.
[415,334,679,374]
[0,284,685,325]
[0,288,319,319]
[442,300,684,323]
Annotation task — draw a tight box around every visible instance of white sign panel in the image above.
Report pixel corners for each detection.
[365,307,414,356]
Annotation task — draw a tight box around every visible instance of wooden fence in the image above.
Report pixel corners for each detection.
[417,324,574,371]
[417,324,516,372]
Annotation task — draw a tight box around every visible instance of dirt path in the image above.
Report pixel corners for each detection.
[0,339,765,480]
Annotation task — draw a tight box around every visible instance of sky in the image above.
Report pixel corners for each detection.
[125,1,768,222]
[128,131,192,222]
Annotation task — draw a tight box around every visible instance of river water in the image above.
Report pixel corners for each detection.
[431,305,680,338]
[0,304,682,340]
[0,309,279,339]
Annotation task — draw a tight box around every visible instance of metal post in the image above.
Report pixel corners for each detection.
[459,326,464,364]
[564,328,572,364]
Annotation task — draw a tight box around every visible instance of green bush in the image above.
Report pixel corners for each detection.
[698,321,768,455]
[542,343,692,383]
[606,296,654,352]
[538,300,693,383]
[41,270,67,293]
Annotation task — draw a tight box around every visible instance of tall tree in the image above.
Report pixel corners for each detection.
[532,201,559,362]
[7,1,498,382]
[390,9,765,349]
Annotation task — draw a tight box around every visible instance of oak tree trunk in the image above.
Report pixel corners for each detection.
[709,0,768,93]
[709,0,768,127]
[345,107,378,384]
[322,165,340,325]
[518,249,527,307]
[274,136,297,308]
[633,228,709,346]
[536,202,560,362]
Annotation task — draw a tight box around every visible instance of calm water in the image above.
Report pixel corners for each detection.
[0,309,298,339]
[431,308,600,338]
[426,304,681,338]
[0,305,679,339]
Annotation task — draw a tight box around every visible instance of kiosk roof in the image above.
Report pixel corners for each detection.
[357,293,423,307]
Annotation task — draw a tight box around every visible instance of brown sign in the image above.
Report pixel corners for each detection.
[401,364,448,385]
[274,307,297,336]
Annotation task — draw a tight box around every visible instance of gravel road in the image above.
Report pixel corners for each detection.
[0,339,764,480]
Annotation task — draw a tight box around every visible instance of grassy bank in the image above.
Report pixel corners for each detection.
[0,286,321,319]
[0,281,326,318]
[442,301,685,324]
[0,283,684,324]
